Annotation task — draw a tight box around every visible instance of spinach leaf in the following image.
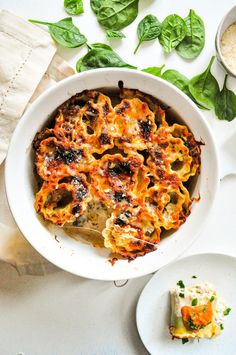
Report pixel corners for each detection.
[95,0,139,31]
[189,56,220,109]
[90,0,102,14]
[159,14,187,53]
[176,9,205,59]
[29,17,87,48]
[215,75,236,121]
[106,30,126,39]
[134,14,161,54]
[87,43,113,50]
[64,0,84,15]
[141,65,165,77]
[76,44,136,72]
[162,69,208,110]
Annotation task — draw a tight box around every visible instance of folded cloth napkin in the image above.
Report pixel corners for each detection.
[0,10,75,275]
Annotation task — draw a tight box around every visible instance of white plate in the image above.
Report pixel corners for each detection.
[136,253,236,354]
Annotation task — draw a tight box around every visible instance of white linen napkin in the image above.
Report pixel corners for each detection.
[0,10,75,275]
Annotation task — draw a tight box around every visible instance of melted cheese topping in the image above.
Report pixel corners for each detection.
[33,89,201,260]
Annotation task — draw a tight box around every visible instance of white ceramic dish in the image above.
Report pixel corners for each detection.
[216,5,236,77]
[5,69,219,281]
[136,253,236,354]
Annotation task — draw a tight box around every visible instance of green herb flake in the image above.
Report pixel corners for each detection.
[182,338,189,344]
[192,275,197,279]
[177,280,185,289]
[179,293,185,298]
[191,298,198,306]
[203,307,207,313]
[29,17,87,48]
[210,296,215,303]
[64,0,84,15]
[224,308,231,316]
[220,323,224,330]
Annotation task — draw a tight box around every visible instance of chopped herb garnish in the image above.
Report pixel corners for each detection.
[187,318,199,330]
[220,323,224,330]
[177,280,185,288]
[192,298,198,306]
[224,308,231,316]
[182,338,189,344]
[210,296,215,302]
[192,275,197,279]
[179,293,185,298]
[203,306,207,313]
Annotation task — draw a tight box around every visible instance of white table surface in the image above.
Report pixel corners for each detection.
[1,0,236,354]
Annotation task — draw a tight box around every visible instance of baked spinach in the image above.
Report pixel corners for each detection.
[215,75,236,121]
[159,14,187,53]
[134,14,161,54]
[189,56,219,109]
[29,17,87,48]
[176,9,205,59]
[64,0,84,15]
[92,0,139,31]
[142,65,165,77]
[76,43,136,72]
[106,30,126,39]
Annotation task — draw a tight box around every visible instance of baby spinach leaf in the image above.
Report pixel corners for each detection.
[215,75,236,121]
[159,14,187,53]
[29,17,87,48]
[176,9,205,59]
[141,65,165,77]
[134,14,161,54]
[87,42,113,50]
[162,69,208,109]
[76,44,136,72]
[106,30,126,39]
[64,0,84,15]
[90,0,102,14]
[95,0,139,31]
[189,56,220,109]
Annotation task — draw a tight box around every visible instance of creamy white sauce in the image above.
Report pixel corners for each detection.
[220,22,236,75]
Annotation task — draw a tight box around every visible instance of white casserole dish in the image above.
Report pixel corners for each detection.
[5,69,219,280]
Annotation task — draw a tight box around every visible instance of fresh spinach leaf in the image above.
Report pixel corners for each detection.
[142,65,165,77]
[87,42,113,50]
[134,14,161,54]
[176,9,205,59]
[90,0,102,14]
[106,30,126,39]
[64,0,84,15]
[215,75,236,121]
[159,14,187,53]
[76,44,136,72]
[95,0,139,31]
[29,17,87,48]
[189,56,220,109]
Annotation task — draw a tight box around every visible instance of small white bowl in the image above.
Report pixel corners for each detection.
[5,69,219,281]
[216,5,236,77]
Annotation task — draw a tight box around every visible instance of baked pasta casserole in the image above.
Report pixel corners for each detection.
[33,87,201,260]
